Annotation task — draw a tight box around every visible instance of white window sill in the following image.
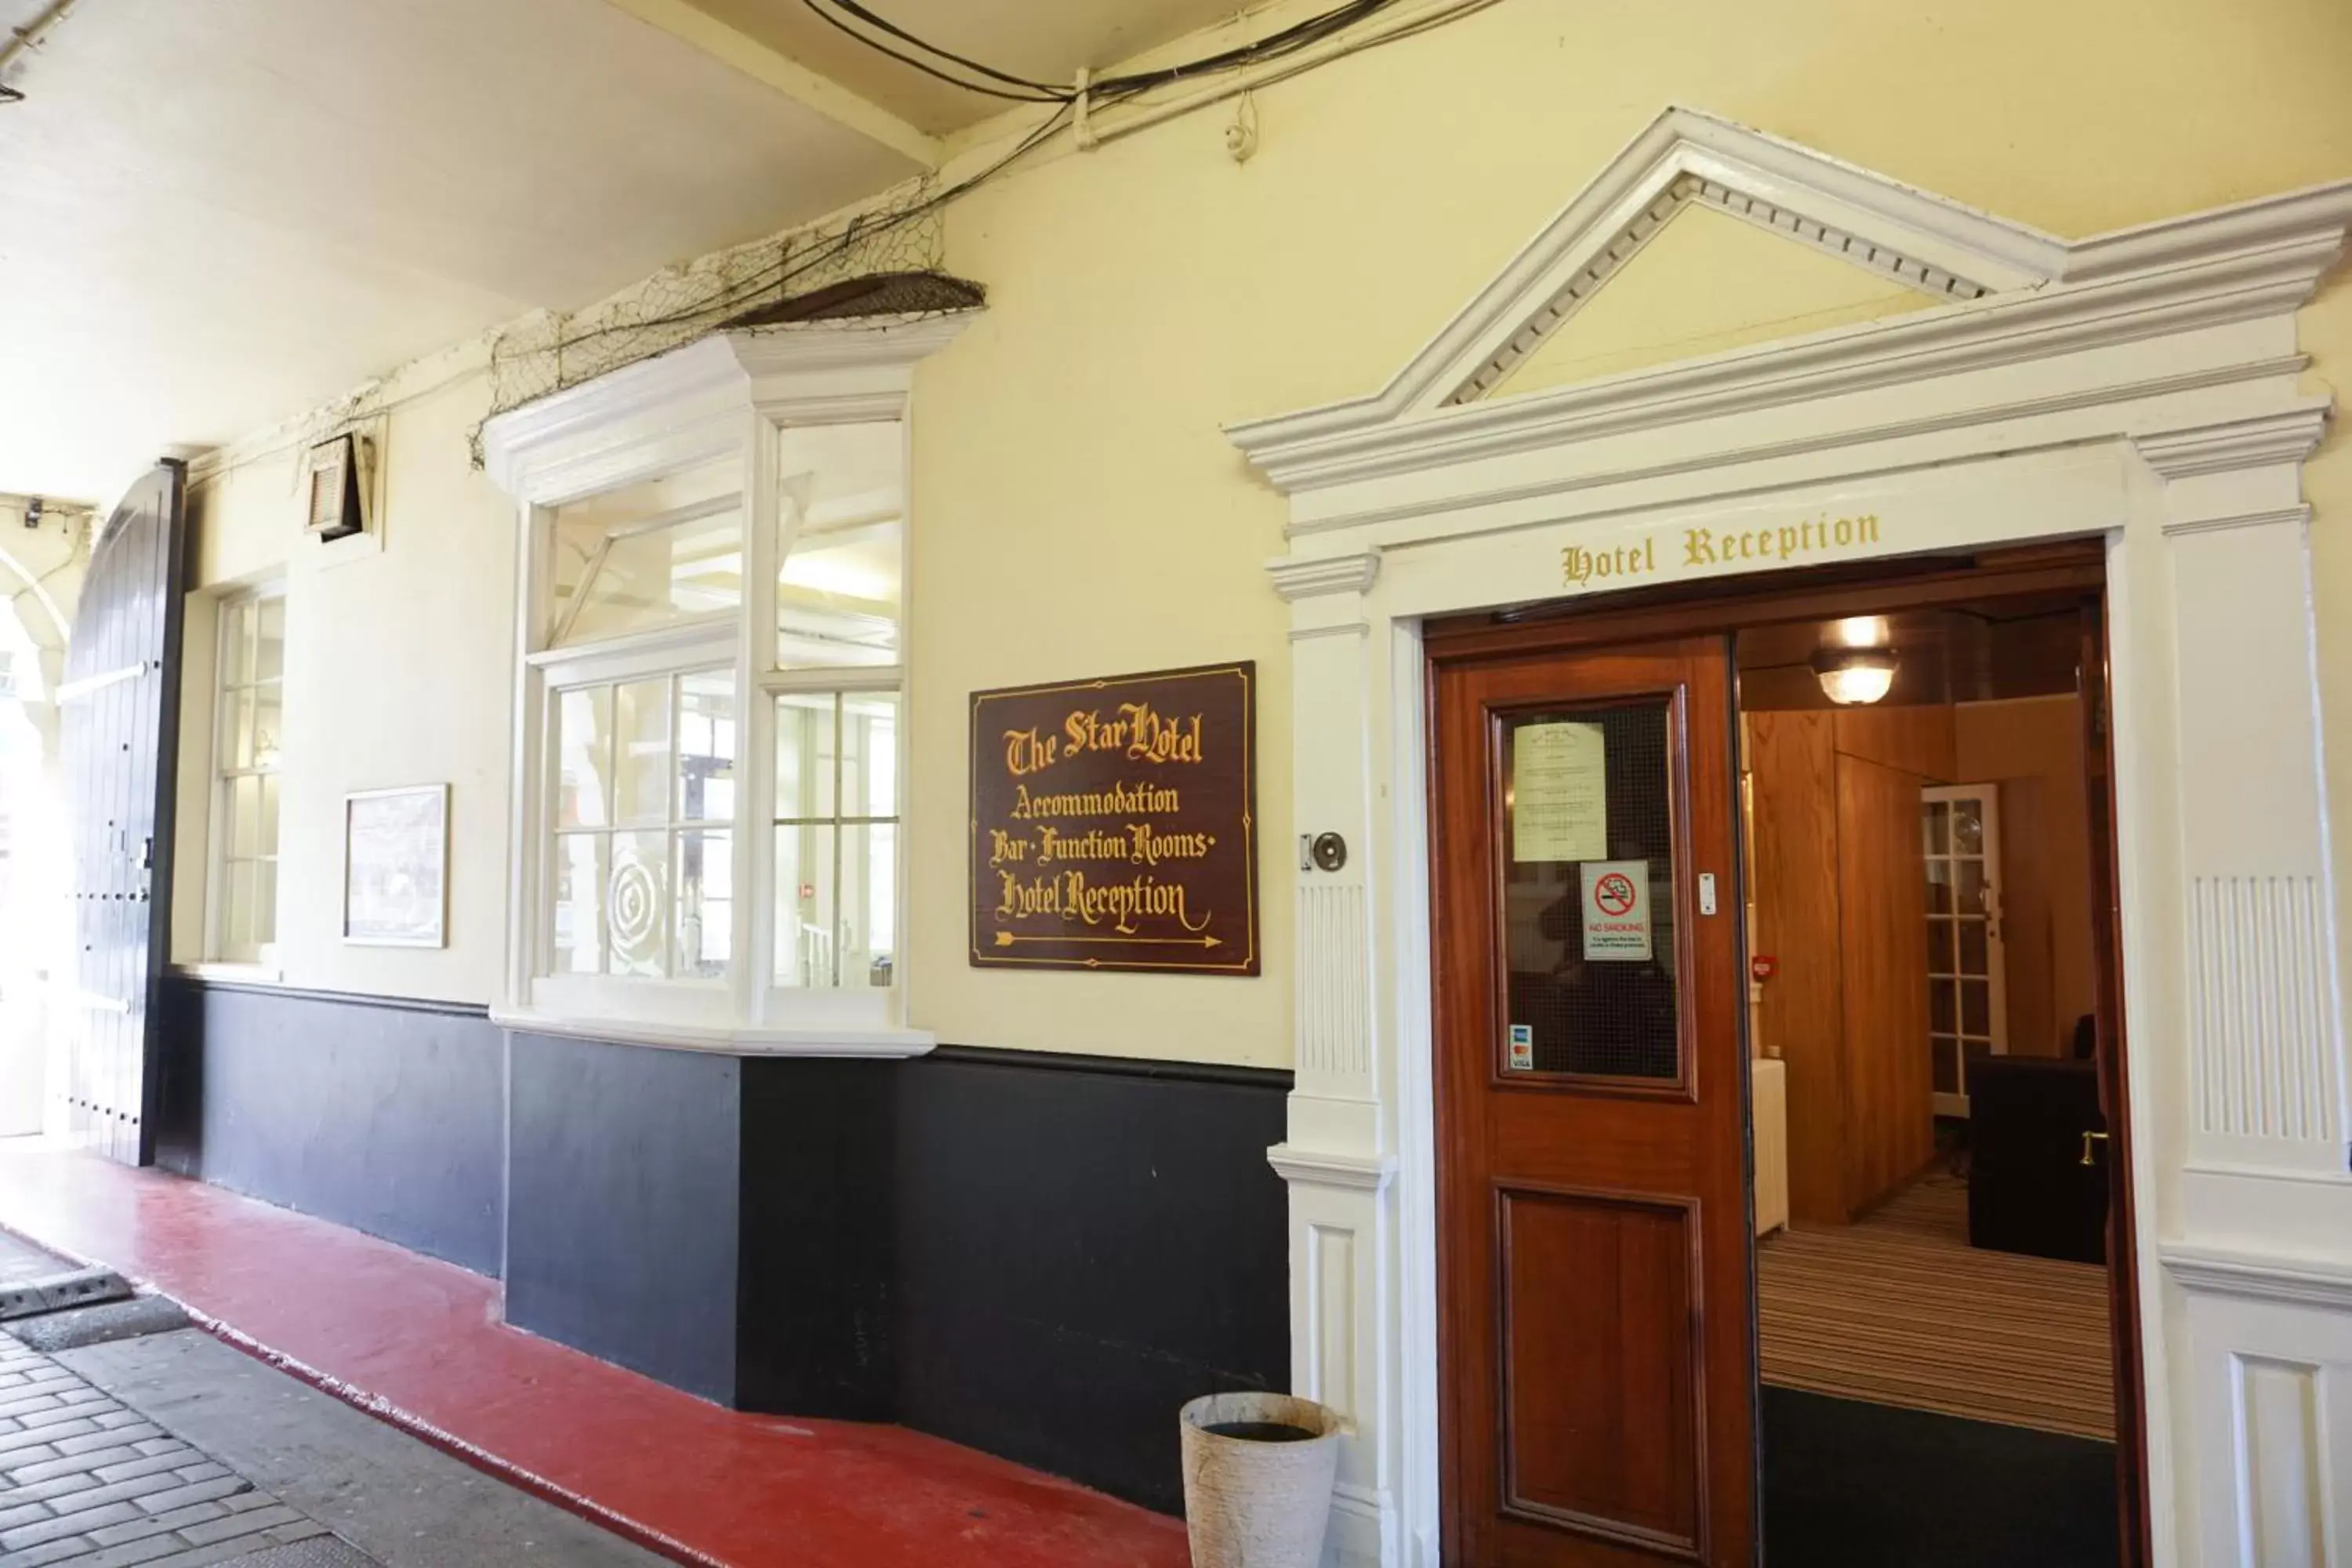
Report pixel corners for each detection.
[175,963,287,986]
[488,1006,935,1059]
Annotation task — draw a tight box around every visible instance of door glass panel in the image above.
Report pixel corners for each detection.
[1499,700,1680,1081]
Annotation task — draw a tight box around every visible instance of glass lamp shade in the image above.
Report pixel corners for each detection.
[1811,647,1898,705]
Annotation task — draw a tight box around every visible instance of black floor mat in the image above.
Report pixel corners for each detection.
[1762,1385,2120,1567]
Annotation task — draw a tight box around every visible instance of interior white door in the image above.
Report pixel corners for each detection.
[1922,783,2008,1116]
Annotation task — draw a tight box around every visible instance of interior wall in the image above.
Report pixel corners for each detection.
[1750,703,1951,1221]
[1955,695,2095,1059]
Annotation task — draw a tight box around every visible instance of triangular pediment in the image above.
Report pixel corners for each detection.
[1230,107,2352,510]
[1406,107,2069,411]
[1485,198,1948,397]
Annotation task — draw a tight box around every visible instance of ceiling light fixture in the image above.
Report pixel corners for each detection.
[1812,648,1898,705]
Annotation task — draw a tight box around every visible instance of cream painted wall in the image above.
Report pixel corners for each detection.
[908,0,2352,1068]
[176,367,514,1003]
[174,0,2352,1070]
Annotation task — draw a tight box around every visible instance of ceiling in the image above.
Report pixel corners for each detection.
[1737,600,2089,712]
[684,0,1248,134]
[0,0,1239,508]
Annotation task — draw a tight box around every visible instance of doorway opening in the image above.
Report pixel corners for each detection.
[1427,541,2146,1568]
[1738,587,2126,1566]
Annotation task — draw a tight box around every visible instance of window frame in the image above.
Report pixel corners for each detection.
[482,323,966,1055]
[205,583,286,967]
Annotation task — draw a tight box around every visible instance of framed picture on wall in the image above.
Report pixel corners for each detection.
[343,784,449,947]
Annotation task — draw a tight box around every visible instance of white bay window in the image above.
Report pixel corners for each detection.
[481,315,971,1053]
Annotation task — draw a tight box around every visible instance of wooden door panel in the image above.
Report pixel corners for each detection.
[1436,637,1751,1568]
[1498,1186,1700,1553]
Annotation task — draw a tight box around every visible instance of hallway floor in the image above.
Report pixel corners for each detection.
[1756,1171,2114,1439]
[0,1140,1189,1568]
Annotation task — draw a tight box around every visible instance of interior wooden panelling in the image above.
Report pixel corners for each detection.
[1835,752,1937,1212]
[1747,704,1949,1222]
[1747,710,1846,1225]
[1500,1189,1699,1548]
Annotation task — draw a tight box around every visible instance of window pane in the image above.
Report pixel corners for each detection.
[258,775,281,859]
[677,673,735,826]
[254,597,286,683]
[551,833,608,975]
[550,456,742,646]
[1955,858,1986,915]
[223,600,256,688]
[606,831,670,978]
[614,679,671,828]
[1930,978,1956,1035]
[223,862,256,956]
[1958,916,1989,976]
[557,686,613,829]
[1926,915,1954,975]
[842,691,898,819]
[1951,799,1984,855]
[840,822,895,988]
[1500,702,1680,1080]
[1924,858,1952,913]
[220,690,251,770]
[1932,1036,1959,1094]
[1922,800,1949,855]
[776,422,902,670]
[248,691,284,773]
[252,861,278,949]
[1961,978,1991,1036]
[674,829,731,978]
[774,822,833,987]
[774,693,837,820]
[230,775,264,858]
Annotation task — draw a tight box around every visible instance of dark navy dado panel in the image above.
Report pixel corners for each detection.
[503,1031,742,1405]
[154,979,504,1276]
[894,1047,1293,1515]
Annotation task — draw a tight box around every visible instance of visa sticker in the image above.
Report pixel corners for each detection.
[1507,1024,1534,1071]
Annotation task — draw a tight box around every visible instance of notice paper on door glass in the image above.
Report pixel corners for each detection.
[1512,721,1606,862]
[1580,859,1653,961]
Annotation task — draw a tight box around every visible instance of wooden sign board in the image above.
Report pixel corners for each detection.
[970,662,1258,975]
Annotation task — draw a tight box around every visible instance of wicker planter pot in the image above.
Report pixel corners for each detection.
[1178,1392,1342,1568]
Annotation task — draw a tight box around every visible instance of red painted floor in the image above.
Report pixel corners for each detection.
[0,1139,1190,1568]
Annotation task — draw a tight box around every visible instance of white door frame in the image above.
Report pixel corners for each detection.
[1231,108,2352,1567]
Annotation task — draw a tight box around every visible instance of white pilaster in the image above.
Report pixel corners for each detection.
[1268,546,1398,1568]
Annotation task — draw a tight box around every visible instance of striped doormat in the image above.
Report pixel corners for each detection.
[1756,1174,2115,1440]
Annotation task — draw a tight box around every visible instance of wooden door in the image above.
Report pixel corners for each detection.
[59,460,189,1164]
[2079,600,2152,1563]
[1436,636,1753,1567]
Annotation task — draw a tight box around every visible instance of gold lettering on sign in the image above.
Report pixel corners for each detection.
[1563,514,1883,588]
[971,663,1258,975]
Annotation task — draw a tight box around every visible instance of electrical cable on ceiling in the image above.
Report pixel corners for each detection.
[801,0,1068,101]
[799,0,1410,108]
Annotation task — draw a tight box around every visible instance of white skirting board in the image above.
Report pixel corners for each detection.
[1752,1057,1788,1237]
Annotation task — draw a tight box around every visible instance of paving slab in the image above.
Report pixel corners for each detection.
[49,1332,665,1568]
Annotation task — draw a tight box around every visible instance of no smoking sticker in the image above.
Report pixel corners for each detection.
[1580,859,1653,962]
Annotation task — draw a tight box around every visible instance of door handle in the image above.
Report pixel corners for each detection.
[2079,1131,2110,1167]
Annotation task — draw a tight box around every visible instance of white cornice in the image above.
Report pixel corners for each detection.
[2133,406,2330,481]
[1267,550,1382,601]
[2163,1243,2352,1311]
[482,311,980,503]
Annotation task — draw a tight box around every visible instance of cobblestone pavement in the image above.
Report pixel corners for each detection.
[0,1331,376,1568]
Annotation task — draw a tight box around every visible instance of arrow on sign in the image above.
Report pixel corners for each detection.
[993,931,1221,949]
